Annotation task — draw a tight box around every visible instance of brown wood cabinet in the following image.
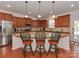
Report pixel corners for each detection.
[0,12,13,21]
[13,17,25,28]
[40,20,48,28]
[35,20,41,27]
[31,20,36,27]
[0,12,48,28]
[0,12,5,20]
[25,18,32,24]
[55,15,70,27]
[12,17,17,28]
[34,20,48,28]
[4,13,13,21]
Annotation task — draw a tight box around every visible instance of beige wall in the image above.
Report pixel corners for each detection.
[70,10,79,42]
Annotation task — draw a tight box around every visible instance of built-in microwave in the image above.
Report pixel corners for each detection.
[25,24,32,31]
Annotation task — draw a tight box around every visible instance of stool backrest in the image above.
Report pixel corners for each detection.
[35,32,46,41]
[51,32,61,42]
[20,32,31,41]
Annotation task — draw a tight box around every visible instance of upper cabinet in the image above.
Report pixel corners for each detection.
[0,12,13,21]
[40,20,48,28]
[31,20,48,28]
[0,12,4,20]
[25,18,32,24]
[4,13,13,21]
[35,20,41,27]
[34,20,48,28]
[17,17,25,27]
[13,17,25,28]
[55,14,70,27]
[31,20,36,27]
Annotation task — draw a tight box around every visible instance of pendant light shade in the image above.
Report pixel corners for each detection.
[25,1,28,18]
[38,1,42,19]
[38,14,42,18]
[25,15,28,18]
[51,1,57,19]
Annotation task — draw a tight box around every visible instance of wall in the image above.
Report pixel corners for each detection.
[70,10,79,42]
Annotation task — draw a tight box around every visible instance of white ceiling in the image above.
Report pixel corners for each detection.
[0,1,79,18]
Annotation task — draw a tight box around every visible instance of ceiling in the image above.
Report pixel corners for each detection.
[0,1,79,18]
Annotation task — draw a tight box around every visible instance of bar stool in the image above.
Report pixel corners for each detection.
[48,31,61,58]
[20,32,34,57]
[34,32,47,57]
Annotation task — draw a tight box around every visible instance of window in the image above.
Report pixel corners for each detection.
[48,19,55,28]
[74,20,79,39]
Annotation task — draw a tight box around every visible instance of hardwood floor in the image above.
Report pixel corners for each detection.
[0,44,79,58]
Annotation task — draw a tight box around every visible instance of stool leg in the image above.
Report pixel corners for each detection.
[23,44,27,58]
[43,45,47,55]
[40,45,42,57]
[23,48,25,58]
[57,48,59,54]
[48,44,52,55]
[29,44,34,55]
[55,44,58,58]
[34,45,38,55]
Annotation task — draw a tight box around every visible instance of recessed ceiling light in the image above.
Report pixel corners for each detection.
[70,4,75,7]
[28,11,31,14]
[6,5,11,7]
[50,11,53,14]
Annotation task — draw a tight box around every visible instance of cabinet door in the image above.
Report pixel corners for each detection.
[4,13,13,21]
[0,12,13,21]
[55,15,70,27]
[13,17,20,28]
[25,18,32,24]
[18,18,25,27]
[0,12,5,20]
[55,16,62,27]
[13,17,17,28]
[13,17,25,28]
[35,20,41,27]
[62,15,70,27]
[32,20,36,27]
[40,20,48,28]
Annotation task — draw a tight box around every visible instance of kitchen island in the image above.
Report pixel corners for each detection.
[12,31,70,51]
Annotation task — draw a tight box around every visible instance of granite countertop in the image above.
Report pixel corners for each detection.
[13,31,70,38]
[13,30,70,34]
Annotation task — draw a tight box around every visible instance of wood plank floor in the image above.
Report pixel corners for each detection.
[0,44,79,58]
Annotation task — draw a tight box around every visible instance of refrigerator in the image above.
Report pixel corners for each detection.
[0,21,12,46]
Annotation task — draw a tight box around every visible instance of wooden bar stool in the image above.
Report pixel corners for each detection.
[20,32,34,57]
[48,31,61,58]
[34,32,47,57]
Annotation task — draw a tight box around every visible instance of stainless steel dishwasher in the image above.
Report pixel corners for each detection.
[0,21,12,46]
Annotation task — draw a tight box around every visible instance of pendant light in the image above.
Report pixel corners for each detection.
[38,1,42,19]
[25,1,28,18]
[51,1,57,19]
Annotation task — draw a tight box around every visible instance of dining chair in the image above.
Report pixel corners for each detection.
[48,31,61,58]
[20,32,34,57]
[34,32,47,57]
